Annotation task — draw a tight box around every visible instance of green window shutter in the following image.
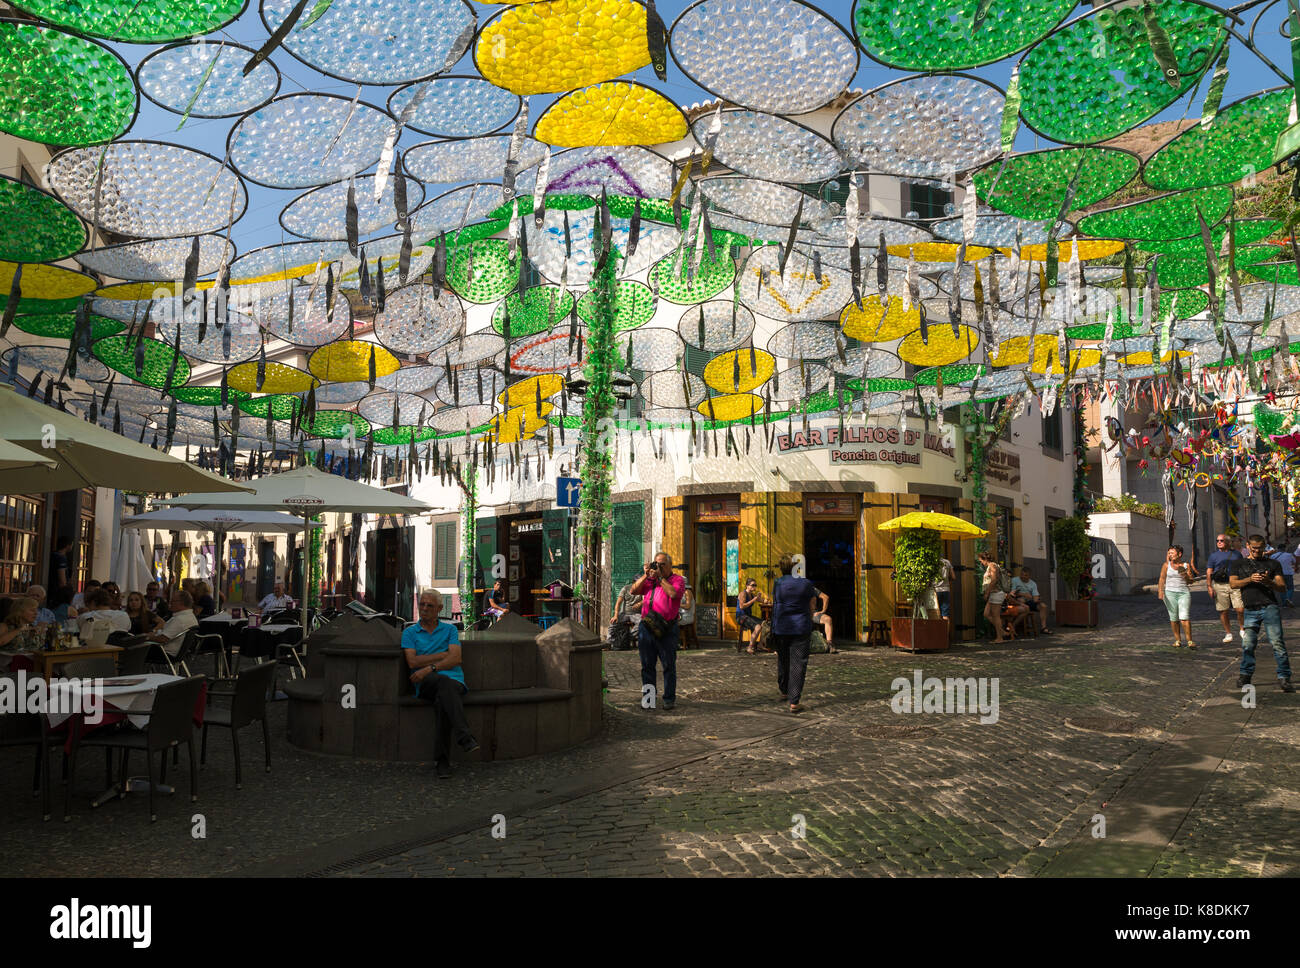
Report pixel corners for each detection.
[434,521,457,580]
[541,508,569,589]
[610,501,645,610]
[475,518,497,590]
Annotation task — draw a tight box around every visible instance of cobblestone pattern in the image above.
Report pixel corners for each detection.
[342,597,1288,877]
[3,595,1294,877]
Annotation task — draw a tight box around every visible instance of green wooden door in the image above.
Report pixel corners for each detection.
[475,517,497,598]
[611,501,645,610]
[541,508,569,588]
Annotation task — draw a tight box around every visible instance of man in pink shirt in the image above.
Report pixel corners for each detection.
[630,551,686,710]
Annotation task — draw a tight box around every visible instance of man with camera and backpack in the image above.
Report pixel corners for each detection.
[1206,533,1244,643]
[631,551,686,711]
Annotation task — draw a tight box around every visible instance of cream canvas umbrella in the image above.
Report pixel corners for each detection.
[158,465,431,632]
[0,438,56,472]
[0,385,251,496]
[123,508,324,609]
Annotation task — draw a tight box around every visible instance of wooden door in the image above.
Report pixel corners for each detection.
[860,494,898,626]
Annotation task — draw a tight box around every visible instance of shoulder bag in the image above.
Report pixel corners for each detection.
[640,583,669,638]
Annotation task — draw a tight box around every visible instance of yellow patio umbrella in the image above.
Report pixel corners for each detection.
[878,511,987,541]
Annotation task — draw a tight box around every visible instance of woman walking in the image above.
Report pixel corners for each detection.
[770,554,818,713]
[978,551,1009,643]
[1159,544,1200,648]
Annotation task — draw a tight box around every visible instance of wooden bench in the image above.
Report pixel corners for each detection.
[1004,606,1038,640]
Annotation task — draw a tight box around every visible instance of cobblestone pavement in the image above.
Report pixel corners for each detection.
[2,595,1296,877]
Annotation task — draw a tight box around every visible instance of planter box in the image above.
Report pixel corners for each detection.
[1055,599,1099,628]
[891,617,950,653]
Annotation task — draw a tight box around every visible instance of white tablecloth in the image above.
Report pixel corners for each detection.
[46,673,181,729]
[258,624,301,635]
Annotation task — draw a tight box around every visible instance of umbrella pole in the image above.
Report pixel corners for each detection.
[302,511,310,637]
[216,529,225,613]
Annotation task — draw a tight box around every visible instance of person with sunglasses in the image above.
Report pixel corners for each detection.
[1206,533,1244,644]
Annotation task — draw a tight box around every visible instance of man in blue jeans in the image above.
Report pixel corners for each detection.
[770,553,818,714]
[1228,535,1295,692]
[630,551,685,710]
[403,589,479,777]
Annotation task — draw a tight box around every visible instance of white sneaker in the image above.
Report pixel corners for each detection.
[1222,633,1234,644]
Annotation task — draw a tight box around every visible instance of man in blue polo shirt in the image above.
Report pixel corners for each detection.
[402,589,479,778]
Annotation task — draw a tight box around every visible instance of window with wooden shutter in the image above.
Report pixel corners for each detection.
[611,502,645,609]
[434,521,457,580]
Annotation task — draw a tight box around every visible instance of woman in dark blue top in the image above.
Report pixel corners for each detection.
[770,553,818,713]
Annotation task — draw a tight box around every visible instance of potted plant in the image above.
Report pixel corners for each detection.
[1052,516,1098,627]
[890,528,950,652]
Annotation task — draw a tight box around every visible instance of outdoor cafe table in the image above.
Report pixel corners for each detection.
[46,673,206,805]
[200,615,248,668]
[23,641,122,680]
[238,622,302,666]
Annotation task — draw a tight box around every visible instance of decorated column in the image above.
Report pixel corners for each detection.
[576,241,619,631]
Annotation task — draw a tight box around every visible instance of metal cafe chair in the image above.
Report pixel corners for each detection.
[201,659,276,789]
[66,675,205,822]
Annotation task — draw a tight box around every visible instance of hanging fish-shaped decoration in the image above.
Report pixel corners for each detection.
[183,234,201,302]
[165,396,177,448]
[399,222,413,285]
[1000,64,1021,153]
[876,232,888,295]
[358,246,372,306]
[0,264,22,338]
[502,99,530,202]
[256,335,267,391]
[778,196,803,278]
[432,234,447,297]
[1142,0,1182,88]
[1201,46,1230,129]
[670,161,693,208]
[345,175,359,257]
[368,344,377,391]
[533,147,552,229]
[375,255,386,313]
[962,175,978,244]
[849,238,863,309]
[1227,206,1243,314]
[244,0,310,74]
[645,0,668,80]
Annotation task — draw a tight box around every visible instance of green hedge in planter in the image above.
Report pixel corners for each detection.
[1052,515,1091,600]
[893,529,943,617]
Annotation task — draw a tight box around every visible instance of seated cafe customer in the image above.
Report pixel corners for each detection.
[76,587,131,639]
[26,585,56,625]
[146,590,200,656]
[193,581,218,619]
[257,580,294,615]
[403,589,479,779]
[0,597,40,648]
[145,581,171,620]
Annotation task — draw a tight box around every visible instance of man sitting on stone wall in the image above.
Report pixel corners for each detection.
[403,589,479,778]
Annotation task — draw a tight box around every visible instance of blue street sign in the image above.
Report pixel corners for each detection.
[557,477,581,508]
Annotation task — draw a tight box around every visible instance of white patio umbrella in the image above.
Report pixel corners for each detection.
[111,529,154,595]
[0,385,251,496]
[158,465,430,631]
[122,508,324,609]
